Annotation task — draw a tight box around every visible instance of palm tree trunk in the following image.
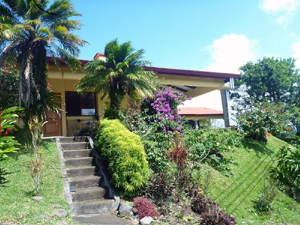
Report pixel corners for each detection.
[19,49,33,109]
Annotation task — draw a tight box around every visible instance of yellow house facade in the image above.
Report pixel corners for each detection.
[45,55,240,137]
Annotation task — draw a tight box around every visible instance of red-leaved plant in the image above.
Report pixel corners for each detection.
[133,197,160,219]
[165,132,192,202]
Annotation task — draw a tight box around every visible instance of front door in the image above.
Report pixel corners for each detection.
[43,93,62,137]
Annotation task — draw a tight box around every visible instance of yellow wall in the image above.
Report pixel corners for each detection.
[46,65,227,136]
[47,76,106,136]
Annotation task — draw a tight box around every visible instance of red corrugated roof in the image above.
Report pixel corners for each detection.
[46,56,241,80]
[144,66,240,79]
[178,107,223,116]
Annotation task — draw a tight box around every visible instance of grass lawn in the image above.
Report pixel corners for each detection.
[196,135,300,224]
[0,139,75,225]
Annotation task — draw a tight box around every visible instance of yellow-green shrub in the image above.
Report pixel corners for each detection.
[95,119,150,197]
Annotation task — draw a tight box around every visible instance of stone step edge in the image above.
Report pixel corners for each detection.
[71,186,105,193]
[66,166,96,171]
[65,157,93,161]
[68,175,100,182]
[63,149,92,152]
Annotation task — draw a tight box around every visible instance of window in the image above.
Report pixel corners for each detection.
[65,92,96,116]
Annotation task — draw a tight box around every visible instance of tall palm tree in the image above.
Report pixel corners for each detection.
[0,0,85,118]
[75,39,156,119]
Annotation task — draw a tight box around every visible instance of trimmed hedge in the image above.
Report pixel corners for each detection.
[95,119,150,197]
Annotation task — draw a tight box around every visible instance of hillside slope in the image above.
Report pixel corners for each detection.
[198,136,300,224]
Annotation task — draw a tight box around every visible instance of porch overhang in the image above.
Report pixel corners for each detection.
[143,66,240,97]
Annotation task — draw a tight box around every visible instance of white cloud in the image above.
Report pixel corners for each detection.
[292,41,300,68]
[259,0,299,25]
[203,34,257,73]
[182,34,258,127]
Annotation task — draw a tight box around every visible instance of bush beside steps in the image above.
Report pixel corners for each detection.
[95,119,150,197]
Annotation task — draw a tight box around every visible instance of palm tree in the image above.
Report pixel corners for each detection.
[75,39,156,119]
[0,0,85,119]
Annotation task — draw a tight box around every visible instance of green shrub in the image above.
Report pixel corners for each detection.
[270,146,300,201]
[185,126,242,174]
[95,119,150,197]
[236,102,287,142]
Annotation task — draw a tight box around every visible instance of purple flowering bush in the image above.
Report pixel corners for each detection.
[141,87,190,134]
[120,87,192,172]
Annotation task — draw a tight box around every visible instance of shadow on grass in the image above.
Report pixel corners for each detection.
[24,189,36,197]
[0,167,10,187]
[242,138,274,155]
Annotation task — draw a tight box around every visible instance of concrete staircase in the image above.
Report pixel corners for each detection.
[57,136,119,215]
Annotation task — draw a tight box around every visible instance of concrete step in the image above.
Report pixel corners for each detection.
[60,136,88,143]
[63,149,92,158]
[67,166,96,178]
[72,199,117,214]
[69,176,100,189]
[65,157,93,167]
[61,142,89,150]
[71,187,106,202]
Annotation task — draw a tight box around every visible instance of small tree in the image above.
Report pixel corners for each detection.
[233,57,299,104]
[76,39,156,119]
[27,116,47,195]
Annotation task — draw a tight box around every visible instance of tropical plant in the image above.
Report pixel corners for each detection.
[75,39,156,119]
[27,116,47,195]
[270,145,300,200]
[0,106,23,185]
[0,66,19,109]
[0,0,85,120]
[0,106,23,161]
[235,102,288,142]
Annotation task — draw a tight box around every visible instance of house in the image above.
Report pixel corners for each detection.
[44,54,240,137]
[177,107,224,128]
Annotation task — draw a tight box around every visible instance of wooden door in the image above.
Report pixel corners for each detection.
[43,94,62,137]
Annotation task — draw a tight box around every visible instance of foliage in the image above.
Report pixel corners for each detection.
[235,102,288,142]
[141,172,174,213]
[233,57,299,103]
[119,87,190,173]
[165,132,193,202]
[0,66,19,109]
[270,146,300,201]
[76,115,99,139]
[232,57,300,136]
[185,126,242,174]
[0,0,85,120]
[28,116,47,156]
[76,39,156,119]
[199,210,237,225]
[141,86,189,133]
[0,106,23,161]
[133,197,160,219]
[190,193,236,224]
[253,178,278,214]
[95,119,150,197]
[119,110,178,173]
[27,116,47,195]
[27,152,44,195]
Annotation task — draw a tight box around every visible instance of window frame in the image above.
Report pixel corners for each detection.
[65,91,97,117]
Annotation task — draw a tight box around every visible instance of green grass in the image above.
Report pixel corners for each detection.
[195,135,300,224]
[0,139,75,224]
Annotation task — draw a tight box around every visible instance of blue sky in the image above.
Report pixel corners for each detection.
[70,0,300,113]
